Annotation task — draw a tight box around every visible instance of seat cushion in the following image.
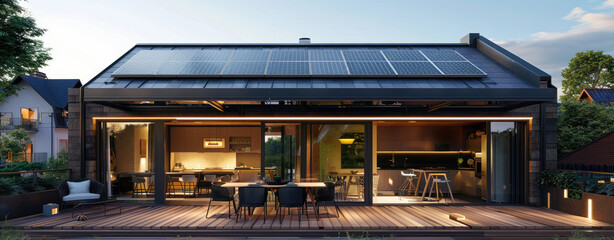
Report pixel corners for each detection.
[63,193,100,202]
[67,180,90,194]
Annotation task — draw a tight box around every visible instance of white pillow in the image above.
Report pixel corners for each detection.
[67,180,90,194]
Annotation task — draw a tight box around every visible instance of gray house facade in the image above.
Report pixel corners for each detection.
[68,33,557,206]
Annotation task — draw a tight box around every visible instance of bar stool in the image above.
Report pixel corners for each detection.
[398,171,416,199]
[132,175,147,198]
[166,175,184,197]
[427,177,454,203]
[146,175,155,197]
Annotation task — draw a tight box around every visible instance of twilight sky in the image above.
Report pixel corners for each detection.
[25,0,614,100]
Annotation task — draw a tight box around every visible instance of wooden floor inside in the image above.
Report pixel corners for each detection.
[8,204,614,237]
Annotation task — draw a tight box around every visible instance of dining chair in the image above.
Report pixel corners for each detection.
[132,175,147,198]
[276,186,307,223]
[237,186,268,222]
[182,175,197,197]
[206,183,236,218]
[165,175,183,197]
[315,181,339,218]
[146,175,155,197]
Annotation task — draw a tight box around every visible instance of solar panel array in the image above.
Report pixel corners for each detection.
[112,48,486,78]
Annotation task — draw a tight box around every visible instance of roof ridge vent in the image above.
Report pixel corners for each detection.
[299,37,311,45]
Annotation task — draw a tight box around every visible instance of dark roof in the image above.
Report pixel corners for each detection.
[83,33,556,102]
[579,88,614,106]
[12,75,82,108]
[559,130,614,167]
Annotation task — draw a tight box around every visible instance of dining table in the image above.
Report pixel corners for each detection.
[332,172,364,199]
[222,181,327,219]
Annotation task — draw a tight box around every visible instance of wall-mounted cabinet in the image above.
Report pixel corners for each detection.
[170,126,260,153]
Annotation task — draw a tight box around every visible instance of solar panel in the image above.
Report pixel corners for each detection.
[391,62,441,75]
[229,50,270,62]
[434,62,485,75]
[114,61,165,75]
[179,62,226,75]
[222,62,267,75]
[111,47,487,78]
[310,62,348,75]
[382,50,427,61]
[269,51,308,61]
[156,61,189,75]
[421,50,465,61]
[347,62,395,75]
[343,50,387,62]
[266,62,309,75]
[309,50,344,61]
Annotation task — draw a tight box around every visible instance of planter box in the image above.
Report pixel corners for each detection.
[547,187,614,224]
[0,189,60,219]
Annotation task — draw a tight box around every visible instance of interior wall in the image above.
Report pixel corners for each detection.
[377,126,464,151]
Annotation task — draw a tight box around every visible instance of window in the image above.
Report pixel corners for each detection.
[20,108,37,130]
[0,112,12,127]
[58,139,68,152]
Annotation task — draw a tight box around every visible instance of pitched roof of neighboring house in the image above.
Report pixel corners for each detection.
[11,75,82,109]
[558,130,614,167]
[578,88,614,107]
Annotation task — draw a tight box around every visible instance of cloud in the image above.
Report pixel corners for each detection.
[599,0,614,9]
[499,4,614,100]
[563,7,586,20]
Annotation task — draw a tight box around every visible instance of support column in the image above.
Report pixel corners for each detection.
[153,121,165,205]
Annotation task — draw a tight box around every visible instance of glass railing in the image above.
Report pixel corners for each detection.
[0,118,37,131]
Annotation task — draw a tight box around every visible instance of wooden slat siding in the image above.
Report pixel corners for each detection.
[508,206,611,229]
[369,206,409,229]
[356,206,388,230]
[381,206,431,229]
[468,206,546,229]
[486,206,572,229]
[408,206,467,229]
[397,206,446,229]
[116,206,170,230]
[503,206,591,229]
[195,206,228,229]
[52,206,138,230]
[347,206,373,229]
[460,206,543,230]
[66,207,150,230]
[522,206,614,229]
[13,205,614,232]
[135,206,186,229]
[443,206,516,230]
[161,206,204,229]
[365,206,397,230]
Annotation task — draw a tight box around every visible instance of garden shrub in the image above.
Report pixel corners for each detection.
[537,169,583,199]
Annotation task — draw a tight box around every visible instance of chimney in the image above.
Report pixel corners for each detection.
[299,37,311,45]
[29,71,48,79]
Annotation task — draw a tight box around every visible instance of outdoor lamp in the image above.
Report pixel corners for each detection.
[43,203,59,216]
[338,133,355,145]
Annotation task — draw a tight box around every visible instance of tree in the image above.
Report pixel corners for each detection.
[558,101,614,157]
[0,128,32,162]
[0,0,52,103]
[560,50,614,102]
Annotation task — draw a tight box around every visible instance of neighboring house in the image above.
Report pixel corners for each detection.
[70,33,557,206]
[578,88,614,107]
[0,73,81,162]
[558,130,614,172]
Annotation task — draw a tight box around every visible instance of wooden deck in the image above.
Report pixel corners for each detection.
[8,204,614,238]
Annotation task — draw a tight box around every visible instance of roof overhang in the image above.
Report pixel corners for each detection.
[84,87,556,102]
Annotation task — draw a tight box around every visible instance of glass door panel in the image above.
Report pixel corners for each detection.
[310,124,365,202]
[489,121,526,204]
[264,123,300,182]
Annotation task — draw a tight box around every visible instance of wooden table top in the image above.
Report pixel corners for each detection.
[222,182,326,188]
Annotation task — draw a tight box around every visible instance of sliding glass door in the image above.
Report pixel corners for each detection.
[489,121,527,204]
[264,123,300,182]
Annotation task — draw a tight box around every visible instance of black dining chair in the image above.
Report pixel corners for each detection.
[206,183,236,218]
[315,181,340,218]
[276,186,307,223]
[237,186,268,223]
